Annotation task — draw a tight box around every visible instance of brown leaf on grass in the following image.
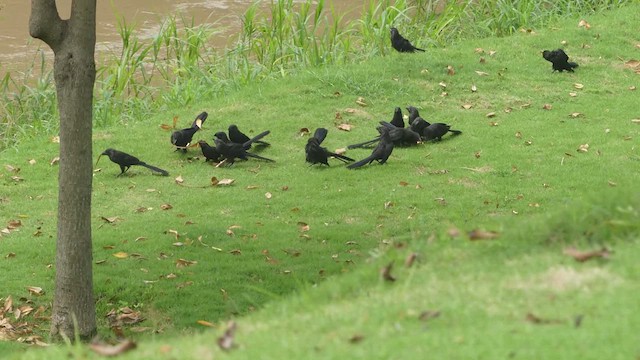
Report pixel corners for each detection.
[197,320,215,327]
[112,252,129,259]
[447,65,455,75]
[26,286,44,296]
[542,103,553,110]
[265,192,273,199]
[159,124,173,131]
[380,262,396,282]
[486,112,496,118]
[578,19,591,29]
[631,119,640,124]
[405,253,418,268]
[577,143,589,153]
[471,84,477,92]
[7,220,21,230]
[479,56,486,63]
[297,222,310,232]
[50,157,60,166]
[51,136,60,143]
[229,249,242,255]
[337,123,353,131]
[213,177,235,186]
[175,258,197,268]
[574,83,584,89]
[630,86,637,91]
[174,175,184,185]
[100,216,121,224]
[160,204,173,210]
[438,81,447,88]
[475,71,489,76]
[166,229,180,240]
[489,121,499,126]
[4,165,19,173]
[6,252,16,259]
[569,92,577,97]
[10,176,23,182]
[90,339,137,357]
[3,295,12,313]
[217,321,237,351]
[355,97,367,107]
[570,112,584,118]
[349,334,365,344]
[563,247,611,262]
[525,312,565,325]
[468,229,500,241]
[299,127,310,136]
[462,104,473,109]
[418,310,441,322]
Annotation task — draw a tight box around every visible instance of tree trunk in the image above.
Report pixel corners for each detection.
[29,0,97,340]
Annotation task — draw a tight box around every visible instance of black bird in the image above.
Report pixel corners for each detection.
[347,121,420,149]
[171,112,206,152]
[542,49,578,72]
[347,127,394,169]
[228,124,270,148]
[379,121,421,146]
[198,140,222,162]
[190,111,208,129]
[390,107,405,128]
[305,128,355,166]
[406,106,430,136]
[214,131,275,165]
[390,27,425,53]
[96,148,168,176]
[421,122,462,142]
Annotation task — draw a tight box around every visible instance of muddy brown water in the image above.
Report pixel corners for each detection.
[0,0,363,77]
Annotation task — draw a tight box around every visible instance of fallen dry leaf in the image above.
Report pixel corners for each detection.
[578,19,591,29]
[160,204,173,210]
[577,143,589,153]
[297,222,310,232]
[26,286,44,296]
[50,157,60,166]
[28,159,36,165]
[438,81,447,88]
[462,104,473,109]
[100,216,121,224]
[405,253,418,268]
[380,262,396,282]
[419,310,441,322]
[197,320,215,327]
[112,252,129,259]
[89,339,137,357]
[349,334,365,344]
[570,112,583,118]
[175,258,197,268]
[563,247,611,262]
[542,104,552,110]
[174,175,184,185]
[217,321,237,351]
[337,123,353,131]
[574,83,584,89]
[265,192,272,199]
[471,84,477,92]
[486,112,496,118]
[468,229,500,241]
[475,70,489,76]
[447,65,455,75]
[525,312,565,325]
[355,97,367,107]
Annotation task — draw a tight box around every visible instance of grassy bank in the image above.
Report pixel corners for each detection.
[2,1,640,359]
[1,0,634,149]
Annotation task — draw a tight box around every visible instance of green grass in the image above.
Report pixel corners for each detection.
[2,2,640,359]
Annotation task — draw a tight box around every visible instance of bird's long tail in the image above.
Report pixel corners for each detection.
[568,62,579,68]
[415,47,425,52]
[244,130,271,148]
[246,152,275,162]
[139,162,169,176]
[448,129,463,135]
[347,137,380,149]
[347,155,375,169]
[328,152,355,163]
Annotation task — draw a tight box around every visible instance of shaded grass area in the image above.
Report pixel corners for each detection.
[2,2,640,359]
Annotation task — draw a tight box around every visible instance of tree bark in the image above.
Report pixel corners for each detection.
[30,0,97,340]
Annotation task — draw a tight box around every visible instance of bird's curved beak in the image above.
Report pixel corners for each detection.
[95,154,103,166]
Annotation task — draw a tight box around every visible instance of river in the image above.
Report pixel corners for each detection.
[0,0,363,76]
